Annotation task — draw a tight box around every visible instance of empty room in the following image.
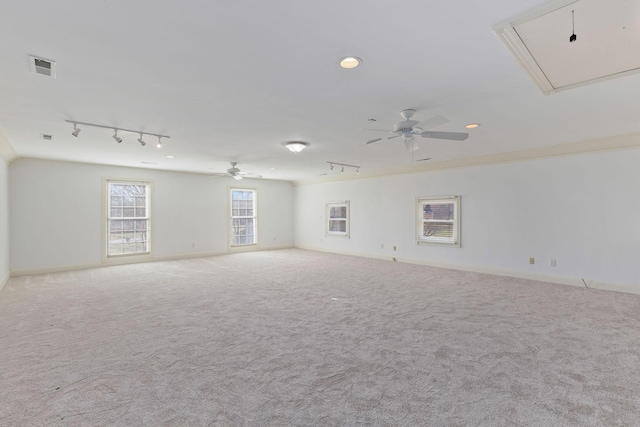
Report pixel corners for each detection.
[1,0,640,425]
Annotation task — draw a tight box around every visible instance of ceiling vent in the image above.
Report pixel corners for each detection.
[493,0,640,94]
[29,55,56,78]
[40,134,53,140]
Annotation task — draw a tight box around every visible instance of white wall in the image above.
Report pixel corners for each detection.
[294,148,640,290]
[0,159,9,287]
[9,158,293,273]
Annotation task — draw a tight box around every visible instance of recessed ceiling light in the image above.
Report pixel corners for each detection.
[166,155,175,159]
[339,56,361,69]
[465,123,480,129]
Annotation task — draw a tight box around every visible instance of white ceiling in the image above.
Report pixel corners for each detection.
[1,0,640,182]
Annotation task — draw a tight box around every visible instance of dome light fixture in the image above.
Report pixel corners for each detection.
[285,141,310,153]
[339,56,361,69]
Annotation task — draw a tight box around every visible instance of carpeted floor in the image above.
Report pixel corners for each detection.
[1,249,639,426]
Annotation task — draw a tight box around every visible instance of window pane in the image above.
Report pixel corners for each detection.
[329,220,346,232]
[424,203,454,220]
[107,182,150,257]
[230,189,256,245]
[330,206,347,219]
[423,222,454,238]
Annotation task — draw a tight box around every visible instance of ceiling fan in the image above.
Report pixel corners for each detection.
[365,109,468,151]
[209,162,262,180]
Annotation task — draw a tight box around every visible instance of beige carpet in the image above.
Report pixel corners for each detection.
[1,249,639,426]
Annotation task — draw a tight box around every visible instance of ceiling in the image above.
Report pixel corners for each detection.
[1,0,639,183]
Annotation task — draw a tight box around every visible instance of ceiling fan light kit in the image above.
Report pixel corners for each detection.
[210,162,262,179]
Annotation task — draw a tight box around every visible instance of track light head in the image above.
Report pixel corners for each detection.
[156,137,162,148]
[330,164,334,170]
[341,166,345,172]
[71,124,81,137]
[138,134,146,146]
[113,130,122,143]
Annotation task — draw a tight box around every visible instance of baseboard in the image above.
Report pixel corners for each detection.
[294,244,640,296]
[10,244,294,277]
[0,270,9,292]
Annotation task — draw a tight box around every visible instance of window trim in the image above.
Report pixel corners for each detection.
[102,178,153,262]
[325,200,350,238]
[415,195,460,247]
[229,187,258,248]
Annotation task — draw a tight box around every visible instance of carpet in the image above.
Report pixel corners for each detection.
[1,249,639,426]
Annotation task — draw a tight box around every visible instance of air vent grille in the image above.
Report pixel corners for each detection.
[29,55,56,78]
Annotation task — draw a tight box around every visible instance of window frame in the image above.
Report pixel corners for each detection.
[229,187,257,247]
[325,201,350,238]
[415,195,460,247]
[103,178,153,261]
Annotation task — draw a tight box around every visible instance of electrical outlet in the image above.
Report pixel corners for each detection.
[529,257,535,265]
[550,259,557,267]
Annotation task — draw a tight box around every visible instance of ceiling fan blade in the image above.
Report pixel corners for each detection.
[386,134,401,140]
[365,137,383,144]
[364,128,395,133]
[208,173,230,178]
[415,115,449,131]
[239,172,263,178]
[420,131,469,141]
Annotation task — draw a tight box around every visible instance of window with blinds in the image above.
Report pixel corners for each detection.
[326,201,350,238]
[107,181,150,257]
[230,188,257,246]
[416,196,460,246]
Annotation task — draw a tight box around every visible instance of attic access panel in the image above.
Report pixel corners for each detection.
[493,0,640,94]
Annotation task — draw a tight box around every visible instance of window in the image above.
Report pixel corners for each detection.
[416,196,460,246]
[326,201,350,238]
[230,188,256,246]
[107,181,150,257]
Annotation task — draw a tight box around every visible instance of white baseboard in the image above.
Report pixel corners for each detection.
[294,244,640,296]
[10,244,294,277]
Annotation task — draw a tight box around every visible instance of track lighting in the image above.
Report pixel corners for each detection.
[113,130,122,143]
[64,120,170,148]
[326,161,361,174]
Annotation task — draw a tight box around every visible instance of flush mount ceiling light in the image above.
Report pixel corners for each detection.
[284,141,310,153]
[113,130,122,144]
[64,120,170,148]
[465,123,480,129]
[339,56,361,69]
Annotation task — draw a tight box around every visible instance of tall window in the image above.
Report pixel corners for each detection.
[107,181,150,257]
[230,188,257,246]
[326,201,350,238]
[416,196,460,246]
